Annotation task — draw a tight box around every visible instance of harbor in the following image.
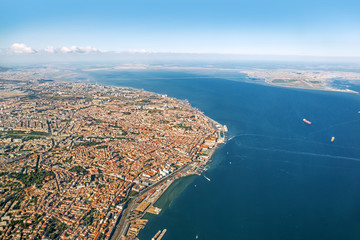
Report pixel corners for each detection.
[151,229,167,240]
[111,120,227,240]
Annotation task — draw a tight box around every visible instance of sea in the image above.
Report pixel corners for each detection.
[86,69,360,240]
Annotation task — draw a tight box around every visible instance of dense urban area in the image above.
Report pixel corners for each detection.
[0,75,225,240]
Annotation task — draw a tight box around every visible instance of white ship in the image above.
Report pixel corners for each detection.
[204,175,211,181]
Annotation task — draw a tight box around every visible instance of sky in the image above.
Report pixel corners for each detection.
[0,0,360,58]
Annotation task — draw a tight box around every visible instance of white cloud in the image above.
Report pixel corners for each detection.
[60,45,100,53]
[7,43,108,55]
[10,43,36,54]
[44,46,56,53]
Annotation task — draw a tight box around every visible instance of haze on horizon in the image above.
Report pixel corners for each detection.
[1,0,360,61]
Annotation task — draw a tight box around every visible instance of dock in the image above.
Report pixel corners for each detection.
[152,229,167,240]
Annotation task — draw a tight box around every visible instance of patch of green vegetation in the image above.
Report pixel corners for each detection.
[95,145,108,149]
[42,94,85,101]
[21,94,39,100]
[98,233,106,240]
[197,150,211,156]
[129,190,138,197]
[9,220,23,227]
[13,200,22,209]
[29,130,49,136]
[175,124,192,131]
[88,136,105,139]
[148,109,162,113]
[82,209,95,226]
[139,99,151,104]
[9,171,55,188]
[74,141,102,148]
[30,196,38,205]
[69,166,89,175]
[43,217,67,240]
[3,130,25,134]
[63,157,73,163]
[110,124,123,129]
[0,130,50,140]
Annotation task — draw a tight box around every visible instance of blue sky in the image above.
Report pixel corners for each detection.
[1,0,360,57]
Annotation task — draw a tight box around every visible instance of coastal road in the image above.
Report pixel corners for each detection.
[111,163,194,240]
[111,127,225,240]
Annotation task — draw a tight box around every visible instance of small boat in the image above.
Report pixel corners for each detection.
[303,118,312,125]
[203,175,211,181]
[331,136,335,143]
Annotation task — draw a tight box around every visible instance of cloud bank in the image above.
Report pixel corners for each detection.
[5,44,156,56]
[10,43,36,54]
[8,43,103,54]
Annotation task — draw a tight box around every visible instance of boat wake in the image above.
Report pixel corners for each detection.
[239,145,360,162]
[229,134,360,151]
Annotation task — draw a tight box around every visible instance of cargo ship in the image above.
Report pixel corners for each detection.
[303,118,312,125]
[331,136,335,143]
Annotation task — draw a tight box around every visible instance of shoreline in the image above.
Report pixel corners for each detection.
[0,79,227,240]
[264,79,359,94]
[110,116,227,240]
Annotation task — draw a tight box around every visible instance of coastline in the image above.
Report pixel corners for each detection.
[264,79,359,94]
[110,114,227,240]
[0,78,228,240]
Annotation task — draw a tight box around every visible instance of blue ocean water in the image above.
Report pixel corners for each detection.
[88,70,360,240]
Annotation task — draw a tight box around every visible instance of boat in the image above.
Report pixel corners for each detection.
[203,175,211,181]
[331,136,335,142]
[303,118,312,125]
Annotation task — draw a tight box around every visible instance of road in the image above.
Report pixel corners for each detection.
[111,127,225,240]
[110,163,194,240]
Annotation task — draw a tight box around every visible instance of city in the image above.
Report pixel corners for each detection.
[0,79,225,240]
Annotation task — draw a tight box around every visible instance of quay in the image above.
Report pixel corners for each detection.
[110,115,227,240]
